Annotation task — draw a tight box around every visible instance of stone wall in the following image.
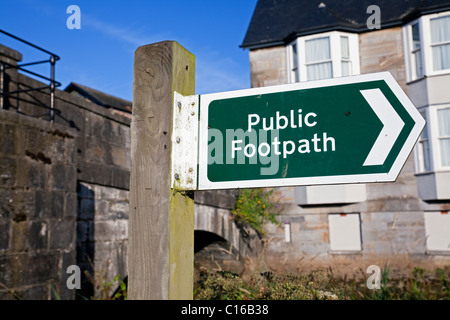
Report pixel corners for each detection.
[76,182,128,298]
[0,41,250,299]
[0,42,131,299]
[0,109,78,299]
[359,26,408,92]
[194,190,263,279]
[249,45,287,88]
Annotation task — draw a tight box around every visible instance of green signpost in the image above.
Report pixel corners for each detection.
[196,72,425,190]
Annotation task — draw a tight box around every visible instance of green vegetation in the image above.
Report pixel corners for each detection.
[84,268,127,300]
[194,266,450,300]
[232,188,282,236]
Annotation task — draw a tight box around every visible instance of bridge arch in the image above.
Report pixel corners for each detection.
[194,202,262,275]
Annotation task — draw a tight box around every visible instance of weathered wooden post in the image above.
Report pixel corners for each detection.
[129,41,195,299]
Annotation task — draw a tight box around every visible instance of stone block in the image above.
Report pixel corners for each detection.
[93,220,116,241]
[110,145,129,168]
[77,162,112,187]
[56,100,85,132]
[34,190,51,219]
[17,284,49,300]
[14,158,30,188]
[9,252,59,287]
[0,190,13,219]
[0,156,15,189]
[49,218,76,250]
[0,221,10,249]
[0,123,16,156]
[114,220,128,241]
[85,137,108,165]
[195,190,238,210]
[50,163,66,190]
[0,255,11,287]
[110,169,130,190]
[51,191,65,218]
[65,165,77,192]
[110,201,129,216]
[94,199,110,220]
[64,192,78,218]
[11,190,35,222]
[11,220,47,251]
[27,221,48,250]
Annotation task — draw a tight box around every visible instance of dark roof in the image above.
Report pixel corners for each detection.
[64,82,132,113]
[241,0,450,49]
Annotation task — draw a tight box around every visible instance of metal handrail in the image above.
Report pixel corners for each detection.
[0,29,61,122]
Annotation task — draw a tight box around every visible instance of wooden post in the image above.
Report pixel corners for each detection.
[129,41,195,299]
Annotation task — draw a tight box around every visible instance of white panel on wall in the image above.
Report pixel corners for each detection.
[424,211,450,252]
[328,213,362,252]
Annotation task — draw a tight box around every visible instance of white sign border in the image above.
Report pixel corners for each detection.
[198,72,425,190]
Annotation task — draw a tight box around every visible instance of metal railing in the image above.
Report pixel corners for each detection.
[0,29,61,122]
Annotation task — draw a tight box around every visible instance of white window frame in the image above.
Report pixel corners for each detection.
[415,104,450,173]
[429,105,450,171]
[286,31,360,83]
[288,42,299,83]
[403,11,450,83]
[414,104,450,174]
[414,108,432,173]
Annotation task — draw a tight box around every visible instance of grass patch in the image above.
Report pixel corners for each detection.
[194,266,450,300]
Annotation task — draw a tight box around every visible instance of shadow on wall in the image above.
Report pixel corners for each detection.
[76,182,95,299]
[194,230,246,279]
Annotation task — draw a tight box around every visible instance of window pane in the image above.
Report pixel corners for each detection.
[305,37,330,63]
[411,23,423,77]
[307,62,332,80]
[341,61,351,76]
[418,112,430,171]
[341,36,350,59]
[432,43,450,71]
[431,16,450,71]
[412,23,421,50]
[292,43,298,69]
[414,50,424,77]
[440,139,450,166]
[438,108,450,166]
[438,108,450,136]
[430,15,450,43]
[421,140,431,171]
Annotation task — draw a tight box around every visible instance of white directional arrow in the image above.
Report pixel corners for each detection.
[360,89,405,166]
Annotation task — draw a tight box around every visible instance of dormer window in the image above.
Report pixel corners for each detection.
[287,31,360,83]
[430,15,450,72]
[403,12,450,82]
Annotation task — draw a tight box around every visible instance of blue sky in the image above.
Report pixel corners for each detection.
[0,0,258,101]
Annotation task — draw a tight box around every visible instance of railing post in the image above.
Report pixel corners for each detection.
[0,63,4,109]
[49,55,56,122]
